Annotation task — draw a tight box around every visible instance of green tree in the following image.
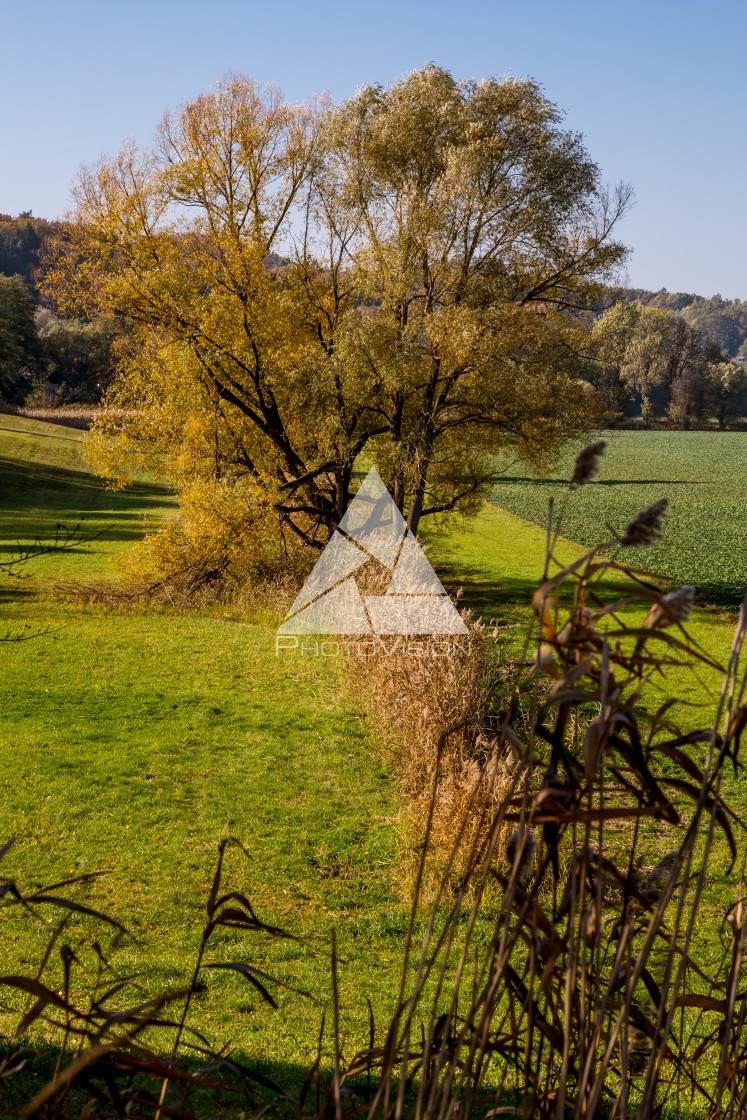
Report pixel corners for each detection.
[704,359,747,429]
[304,66,630,530]
[0,274,44,402]
[36,310,120,402]
[660,317,702,419]
[592,302,672,422]
[668,365,706,429]
[0,212,59,288]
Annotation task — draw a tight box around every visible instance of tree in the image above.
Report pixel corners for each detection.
[668,364,706,429]
[704,359,747,429]
[660,317,702,418]
[681,295,747,357]
[590,301,643,410]
[0,274,44,403]
[0,213,60,289]
[46,68,630,567]
[36,310,121,403]
[593,302,672,422]
[593,302,709,427]
[303,67,630,531]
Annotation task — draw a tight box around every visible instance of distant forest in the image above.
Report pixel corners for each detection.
[0,211,746,411]
[0,212,121,404]
[0,211,61,287]
[620,288,747,358]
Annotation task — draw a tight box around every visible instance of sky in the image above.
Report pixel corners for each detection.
[1,0,744,298]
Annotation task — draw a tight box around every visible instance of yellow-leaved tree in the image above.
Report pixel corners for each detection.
[45,67,631,586]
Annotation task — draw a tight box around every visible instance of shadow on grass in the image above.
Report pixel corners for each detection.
[0,511,168,553]
[0,458,176,555]
[0,457,173,508]
[0,1036,398,1120]
[438,556,745,618]
[433,560,538,621]
[0,1037,693,1119]
[493,476,710,487]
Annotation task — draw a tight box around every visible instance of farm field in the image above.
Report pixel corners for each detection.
[1,416,746,1109]
[423,500,738,737]
[488,430,747,609]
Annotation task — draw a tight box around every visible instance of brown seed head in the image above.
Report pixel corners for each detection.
[659,586,694,627]
[620,498,669,547]
[570,440,607,489]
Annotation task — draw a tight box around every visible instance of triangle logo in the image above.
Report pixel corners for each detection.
[278,468,467,636]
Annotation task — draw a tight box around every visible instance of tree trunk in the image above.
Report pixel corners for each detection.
[406,479,427,535]
[406,447,434,535]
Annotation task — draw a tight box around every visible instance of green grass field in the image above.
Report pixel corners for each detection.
[1,418,746,1111]
[0,418,408,1094]
[424,497,738,736]
[488,430,747,609]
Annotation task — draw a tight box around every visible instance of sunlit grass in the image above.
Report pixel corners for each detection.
[0,419,404,1081]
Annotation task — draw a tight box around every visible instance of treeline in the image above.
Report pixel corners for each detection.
[592,301,745,428]
[1,208,746,427]
[0,212,123,404]
[621,288,747,358]
[0,210,60,286]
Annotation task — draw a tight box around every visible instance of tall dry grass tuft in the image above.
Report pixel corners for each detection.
[344,611,519,886]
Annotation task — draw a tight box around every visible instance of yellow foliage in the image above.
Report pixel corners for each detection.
[45,68,630,589]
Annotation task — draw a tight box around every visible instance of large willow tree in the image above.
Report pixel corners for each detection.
[47,66,630,564]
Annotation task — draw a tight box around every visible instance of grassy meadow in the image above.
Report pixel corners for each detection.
[0,418,406,1092]
[2,417,747,1108]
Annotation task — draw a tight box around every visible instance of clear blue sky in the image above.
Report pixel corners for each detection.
[1,0,744,297]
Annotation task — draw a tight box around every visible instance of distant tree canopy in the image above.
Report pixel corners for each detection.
[0,274,44,403]
[621,288,747,358]
[593,300,747,429]
[35,310,122,403]
[0,213,60,289]
[0,214,126,402]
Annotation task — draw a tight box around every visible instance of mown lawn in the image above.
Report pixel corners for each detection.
[0,415,177,582]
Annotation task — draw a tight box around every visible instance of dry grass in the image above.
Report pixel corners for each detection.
[344,610,520,887]
[0,405,99,430]
[53,522,315,618]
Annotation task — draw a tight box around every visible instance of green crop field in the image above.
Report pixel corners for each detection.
[488,430,747,609]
